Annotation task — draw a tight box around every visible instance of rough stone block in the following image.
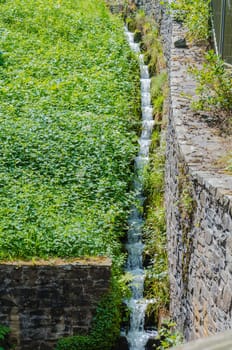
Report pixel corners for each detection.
[0,259,111,349]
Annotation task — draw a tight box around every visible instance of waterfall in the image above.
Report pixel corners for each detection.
[124,27,158,350]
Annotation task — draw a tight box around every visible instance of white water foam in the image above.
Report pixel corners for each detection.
[124,26,157,350]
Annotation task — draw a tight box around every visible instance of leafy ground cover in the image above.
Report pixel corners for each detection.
[0,0,140,261]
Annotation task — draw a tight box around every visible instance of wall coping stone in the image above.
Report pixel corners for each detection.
[171,330,232,350]
[0,257,112,267]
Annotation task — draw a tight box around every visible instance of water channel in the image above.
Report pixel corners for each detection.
[124,27,157,350]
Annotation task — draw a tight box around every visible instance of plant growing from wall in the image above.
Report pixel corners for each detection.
[151,72,168,121]
[56,278,124,350]
[125,9,166,76]
[177,166,196,290]
[191,50,232,118]
[0,325,10,350]
[168,0,210,42]
[143,131,169,325]
[169,1,232,129]
[155,320,183,350]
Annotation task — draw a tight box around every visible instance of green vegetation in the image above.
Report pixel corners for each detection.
[123,4,170,328]
[170,0,232,135]
[169,0,210,42]
[0,0,140,261]
[0,325,10,350]
[56,279,122,350]
[170,1,232,124]
[143,131,169,323]
[126,10,166,76]
[0,1,142,348]
[177,167,196,289]
[151,72,168,121]
[226,157,232,173]
[191,51,232,116]
[155,320,183,350]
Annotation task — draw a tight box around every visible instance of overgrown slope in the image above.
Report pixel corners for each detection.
[0,0,140,261]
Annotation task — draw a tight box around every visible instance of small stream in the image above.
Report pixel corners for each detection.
[124,27,157,350]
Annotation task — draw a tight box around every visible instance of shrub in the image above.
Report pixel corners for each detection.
[191,50,232,114]
[0,325,10,350]
[169,0,210,42]
[56,279,123,350]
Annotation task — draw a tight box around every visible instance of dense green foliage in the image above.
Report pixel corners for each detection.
[0,325,10,350]
[0,0,140,260]
[169,0,210,41]
[155,321,183,350]
[191,50,232,114]
[143,130,169,323]
[56,279,122,350]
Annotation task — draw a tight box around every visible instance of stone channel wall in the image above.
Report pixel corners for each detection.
[0,259,111,350]
[137,0,232,342]
[165,18,232,340]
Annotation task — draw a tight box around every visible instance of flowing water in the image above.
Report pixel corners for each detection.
[124,27,158,350]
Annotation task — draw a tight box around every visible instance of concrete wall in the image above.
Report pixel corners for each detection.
[136,0,232,341]
[0,258,111,350]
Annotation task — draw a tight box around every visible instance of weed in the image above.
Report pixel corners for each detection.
[56,278,124,350]
[191,51,232,115]
[155,320,183,349]
[169,0,210,42]
[0,325,11,350]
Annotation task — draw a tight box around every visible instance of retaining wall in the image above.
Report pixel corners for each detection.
[0,259,111,349]
[171,329,232,350]
[137,0,232,341]
[166,18,232,340]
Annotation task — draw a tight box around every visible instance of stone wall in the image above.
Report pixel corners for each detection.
[166,8,232,340]
[171,329,232,350]
[165,16,232,341]
[0,258,111,350]
[136,0,232,341]
[164,8,232,343]
[135,0,161,21]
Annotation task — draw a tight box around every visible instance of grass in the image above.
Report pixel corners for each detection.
[0,0,141,262]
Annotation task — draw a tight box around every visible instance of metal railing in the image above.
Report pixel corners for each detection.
[211,0,232,65]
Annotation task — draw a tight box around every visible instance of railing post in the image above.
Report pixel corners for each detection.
[219,0,226,57]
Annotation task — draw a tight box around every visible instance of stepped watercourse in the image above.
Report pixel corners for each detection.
[123,27,158,350]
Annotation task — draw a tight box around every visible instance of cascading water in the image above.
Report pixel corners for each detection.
[124,27,158,350]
